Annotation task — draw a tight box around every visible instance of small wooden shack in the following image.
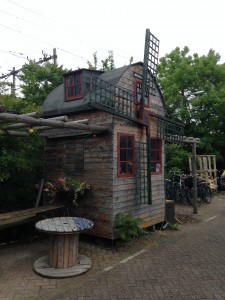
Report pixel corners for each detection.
[41,29,184,239]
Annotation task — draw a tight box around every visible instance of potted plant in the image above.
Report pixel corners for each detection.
[44,176,91,206]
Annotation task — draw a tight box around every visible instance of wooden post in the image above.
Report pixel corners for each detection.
[192,143,198,214]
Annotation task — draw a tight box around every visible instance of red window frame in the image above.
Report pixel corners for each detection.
[65,72,82,101]
[151,138,162,175]
[134,80,149,107]
[117,133,135,178]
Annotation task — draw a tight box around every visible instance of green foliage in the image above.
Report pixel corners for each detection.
[166,223,179,231]
[19,60,66,106]
[0,58,67,212]
[165,144,190,177]
[101,50,115,71]
[0,93,37,114]
[157,47,225,166]
[87,51,98,70]
[0,133,44,212]
[115,212,147,242]
[0,81,12,95]
[87,50,115,71]
[44,176,91,206]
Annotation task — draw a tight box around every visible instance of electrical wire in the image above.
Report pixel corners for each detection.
[3,0,134,61]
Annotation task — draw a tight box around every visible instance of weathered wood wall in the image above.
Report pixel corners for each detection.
[111,64,166,231]
[44,111,115,238]
[44,64,166,239]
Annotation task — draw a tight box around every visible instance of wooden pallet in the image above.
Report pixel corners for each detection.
[189,155,217,187]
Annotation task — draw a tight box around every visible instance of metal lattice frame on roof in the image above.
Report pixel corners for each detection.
[89,75,137,121]
[142,29,160,98]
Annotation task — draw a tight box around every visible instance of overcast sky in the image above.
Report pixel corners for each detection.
[1,0,225,80]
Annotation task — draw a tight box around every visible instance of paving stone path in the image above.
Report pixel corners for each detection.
[1,194,225,299]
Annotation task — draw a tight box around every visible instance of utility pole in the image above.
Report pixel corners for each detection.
[11,67,16,97]
[192,142,198,214]
[183,136,201,214]
[0,48,58,96]
[53,48,57,65]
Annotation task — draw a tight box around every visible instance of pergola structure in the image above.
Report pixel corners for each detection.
[0,111,110,138]
[0,110,202,215]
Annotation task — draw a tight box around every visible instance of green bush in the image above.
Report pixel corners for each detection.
[115,212,147,242]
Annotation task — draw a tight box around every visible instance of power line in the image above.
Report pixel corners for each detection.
[0,49,57,80]
[4,0,133,61]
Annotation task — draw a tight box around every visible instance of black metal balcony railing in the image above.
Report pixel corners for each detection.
[88,75,184,144]
[88,75,137,121]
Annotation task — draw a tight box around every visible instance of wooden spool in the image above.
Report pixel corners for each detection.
[49,233,79,268]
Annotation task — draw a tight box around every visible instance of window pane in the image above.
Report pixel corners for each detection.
[156,152,160,160]
[120,162,126,174]
[68,76,73,86]
[128,161,133,174]
[151,139,161,174]
[120,149,126,161]
[68,87,74,97]
[118,134,135,177]
[151,162,156,172]
[75,85,81,95]
[128,149,133,160]
[128,136,133,148]
[120,136,127,148]
[151,140,157,148]
[156,162,161,172]
[151,151,157,160]
[137,94,141,103]
[74,74,81,84]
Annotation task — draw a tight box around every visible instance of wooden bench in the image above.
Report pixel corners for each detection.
[0,204,65,229]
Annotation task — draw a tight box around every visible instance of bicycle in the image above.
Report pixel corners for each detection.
[217,169,225,192]
[165,172,191,204]
[188,176,212,206]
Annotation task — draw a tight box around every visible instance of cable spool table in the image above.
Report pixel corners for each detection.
[34,217,94,278]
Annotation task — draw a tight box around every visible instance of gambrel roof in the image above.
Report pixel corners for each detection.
[42,62,165,118]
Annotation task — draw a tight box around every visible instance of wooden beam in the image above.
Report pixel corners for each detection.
[0,129,28,136]
[0,113,110,133]
[0,111,40,124]
[40,129,93,138]
[1,115,69,130]
[183,136,201,144]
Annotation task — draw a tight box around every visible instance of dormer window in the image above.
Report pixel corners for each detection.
[65,71,82,101]
[134,80,149,107]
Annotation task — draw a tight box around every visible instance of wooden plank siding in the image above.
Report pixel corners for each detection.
[111,64,166,234]
[43,64,167,239]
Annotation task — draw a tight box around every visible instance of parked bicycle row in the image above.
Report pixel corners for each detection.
[165,172,212,206]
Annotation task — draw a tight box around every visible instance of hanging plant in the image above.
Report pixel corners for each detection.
[44,176,91,206]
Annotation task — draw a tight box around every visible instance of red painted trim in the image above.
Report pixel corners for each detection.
[133,80,150,107]
[65,72,83,101]
[117,133,136,178]
[151,138,162,175]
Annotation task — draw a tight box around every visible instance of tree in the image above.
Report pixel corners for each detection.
[157,47,225,165]
[87,51,98,70]
[87,50,115,71]
[0,58,67,212]
[19,60,66,106]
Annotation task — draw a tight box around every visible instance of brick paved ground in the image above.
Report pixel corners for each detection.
[1,193,225,299]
